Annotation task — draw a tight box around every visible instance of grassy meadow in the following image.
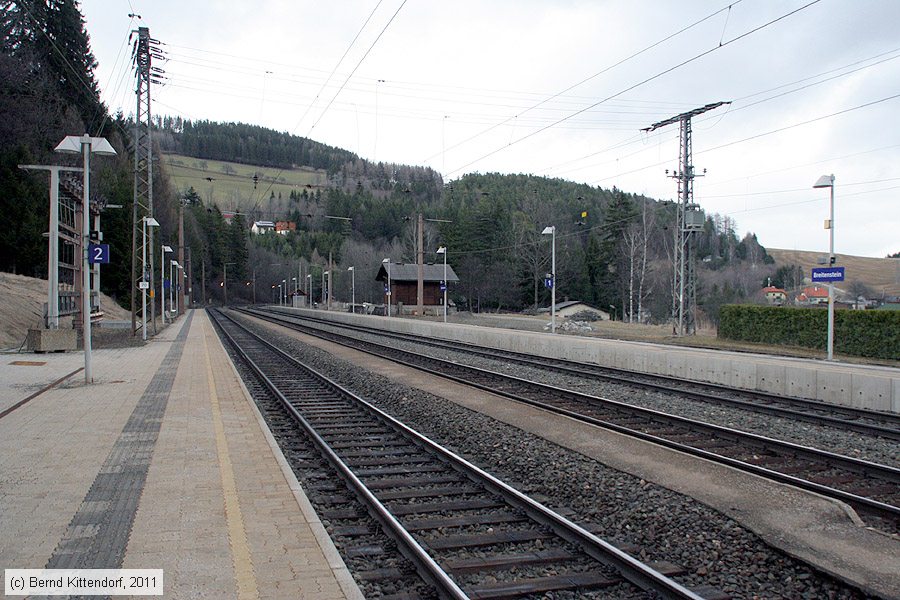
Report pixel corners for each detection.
[161,153,328,216]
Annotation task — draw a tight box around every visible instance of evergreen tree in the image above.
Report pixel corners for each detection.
[228,213,248,280]
[3,0,102,127]
[596,188,638,309]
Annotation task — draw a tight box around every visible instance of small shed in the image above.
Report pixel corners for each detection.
[376,262,460,309]
[542,301,610,320]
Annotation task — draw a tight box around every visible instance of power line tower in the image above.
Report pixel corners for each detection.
[129,27,165,336]
[643,101,729,335]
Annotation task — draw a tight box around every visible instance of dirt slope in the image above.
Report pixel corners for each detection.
[0,272,130,349]
[767,249,900,297]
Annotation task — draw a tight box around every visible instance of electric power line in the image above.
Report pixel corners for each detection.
[444,0,823,177]
[422,0,742,164]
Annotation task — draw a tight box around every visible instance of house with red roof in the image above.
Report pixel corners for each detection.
[796,285,829,305]
[761,286,787,306]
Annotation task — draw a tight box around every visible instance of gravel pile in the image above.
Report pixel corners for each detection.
[310,320,899,468]
[237,315,876,599]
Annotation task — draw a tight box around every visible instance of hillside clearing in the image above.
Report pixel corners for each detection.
[161,152,328,212]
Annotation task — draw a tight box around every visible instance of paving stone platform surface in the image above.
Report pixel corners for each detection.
[0,310,361,599]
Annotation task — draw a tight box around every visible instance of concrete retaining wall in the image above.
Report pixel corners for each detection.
[281,308,900,414]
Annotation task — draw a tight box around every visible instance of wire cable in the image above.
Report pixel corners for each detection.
[291,0,384,134]
[444,0,822,178]
[421,0,742,164]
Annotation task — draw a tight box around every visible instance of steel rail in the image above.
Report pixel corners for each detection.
[210,309,468,599]
[212,308,706,600]
[259,307,900,440]
[242,308,900,525]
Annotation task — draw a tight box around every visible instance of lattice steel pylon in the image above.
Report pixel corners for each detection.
[643,101,729,335]
[130,27,165,336]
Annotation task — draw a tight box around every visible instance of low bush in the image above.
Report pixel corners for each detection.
[718,305,900,360]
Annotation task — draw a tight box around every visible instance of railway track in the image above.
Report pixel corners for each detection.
[209,308,721,599]
[239,307,900,533]
[260,307,900,441]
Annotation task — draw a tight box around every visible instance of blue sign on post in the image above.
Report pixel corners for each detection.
[544,277,553,289]
[440,280,446,292]
[163,278,170,290]
[811,266,845,283]
[88,243,110,264]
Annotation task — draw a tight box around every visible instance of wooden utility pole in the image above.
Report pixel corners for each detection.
[328,251,333,309]
[417,212,424,316]
[186,247,193,308]
[177,203,185,314]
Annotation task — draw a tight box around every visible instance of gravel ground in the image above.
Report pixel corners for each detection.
[235,314,877,600]
[303,319,899,469]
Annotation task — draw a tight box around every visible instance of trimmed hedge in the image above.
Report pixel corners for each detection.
[718,305,900,360]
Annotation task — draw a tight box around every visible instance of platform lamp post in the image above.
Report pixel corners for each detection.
[55,134,116,384]
[813,174,836,361]
[169,260,179,319]
[541,225,556,334]
[306,274,312,307]
[436,246,447,323]
[177,263,185,316]
[291,276,297,307]
[139,216,159,341]
[382,258,391,317]
[347,266,355,312]
[161,245,173,321]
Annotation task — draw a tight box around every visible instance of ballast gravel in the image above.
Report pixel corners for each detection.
[309,320,899,468]
[235,315,877,600]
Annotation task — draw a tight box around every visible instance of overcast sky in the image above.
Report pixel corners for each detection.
[81,0,900,258]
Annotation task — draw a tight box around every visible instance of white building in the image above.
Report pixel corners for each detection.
[251,220,275,235]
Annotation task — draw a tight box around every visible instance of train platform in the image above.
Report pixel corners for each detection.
[287,307,900,413]
[0,310,362,599]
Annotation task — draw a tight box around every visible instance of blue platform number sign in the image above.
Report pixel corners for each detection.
[544,277,553,289]
[163,278,170,291]
[811,266,845,283]
[88,243,110,264]
[440,281,447,292]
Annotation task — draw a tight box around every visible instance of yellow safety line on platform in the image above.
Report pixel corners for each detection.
[203,324,260,600]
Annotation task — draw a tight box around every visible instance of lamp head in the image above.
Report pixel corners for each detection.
[347,266,354,271]
[541,226,555,235]
[436,246,446,254]
[813,174,835,188]
[54,135,117,156]
[145,217,159,227]
[162,245,173,252]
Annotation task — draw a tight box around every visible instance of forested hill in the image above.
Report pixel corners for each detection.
[155,118,444,200]
[155,118,357,174]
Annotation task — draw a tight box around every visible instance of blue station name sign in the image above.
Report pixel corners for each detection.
[811,266,845,283]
